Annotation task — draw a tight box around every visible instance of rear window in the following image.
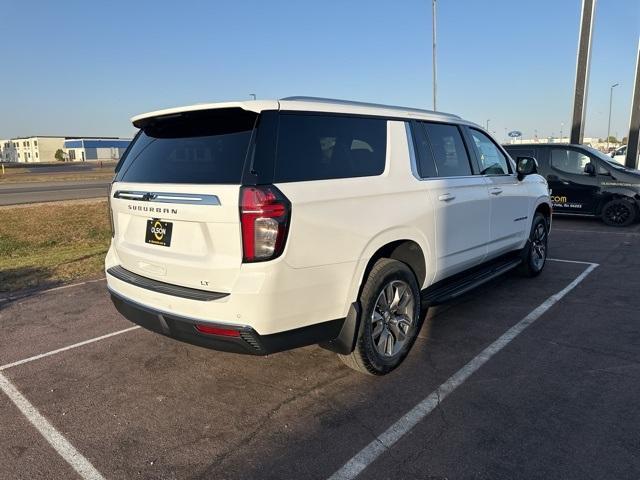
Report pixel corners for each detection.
[274,113,386,182]
[116,108,256,184]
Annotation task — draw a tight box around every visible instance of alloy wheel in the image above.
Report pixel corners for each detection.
[371,280,416,357]
[605,203,631,225]
[531,222,547,271]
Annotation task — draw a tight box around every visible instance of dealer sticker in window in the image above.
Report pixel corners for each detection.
[145,219,173,247]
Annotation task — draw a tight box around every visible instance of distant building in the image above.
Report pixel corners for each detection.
[1,136,66,163]
[0,136,130,163]
[508,136,620,152]
[63,138,130,162]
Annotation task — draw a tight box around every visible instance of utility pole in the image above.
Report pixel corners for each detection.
[607,83,619,150]
[570,0,596,144]
[486,119,490,131]
[432,0,437,111]
[625,38,640,169]
[560,122,564,142]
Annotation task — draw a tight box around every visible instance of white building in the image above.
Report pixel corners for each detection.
[1,136,66,163]
[1,136,130,163]
[63,138,130,162]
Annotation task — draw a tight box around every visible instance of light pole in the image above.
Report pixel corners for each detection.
[606,83,619,150]
[432,0,437,111]
[486,119,490,131]
[560,122,564,142]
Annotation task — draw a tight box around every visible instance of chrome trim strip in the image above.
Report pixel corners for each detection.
[113,190,220,205]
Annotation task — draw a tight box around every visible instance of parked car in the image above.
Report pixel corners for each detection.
[106,97,551,375]
[611,145,627,164]
[505,143,640,226]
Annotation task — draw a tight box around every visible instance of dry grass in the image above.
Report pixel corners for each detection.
[0,200,111,293]
[0,168,114,184]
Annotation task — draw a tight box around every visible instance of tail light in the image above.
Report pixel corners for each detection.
[240,185,291,262]
[107,182,115,237]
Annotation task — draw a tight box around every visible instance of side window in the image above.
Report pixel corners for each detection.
[469,129,510,175]
[597,162,610,175]
[550,149,591,175]
[411,122,437,178]
[422,122,472,177]
[275,114,387,182]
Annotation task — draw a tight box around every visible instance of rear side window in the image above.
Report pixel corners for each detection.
[422,123,472,177]
[116,108,256,184]
[274,114,386,182]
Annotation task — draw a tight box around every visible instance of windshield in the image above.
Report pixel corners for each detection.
[583,146,631,171]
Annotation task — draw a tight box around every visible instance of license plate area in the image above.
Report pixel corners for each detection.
[145,219,173,247]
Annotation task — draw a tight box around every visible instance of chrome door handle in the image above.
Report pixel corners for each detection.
[489,188,503,195]
[438,193,456,202]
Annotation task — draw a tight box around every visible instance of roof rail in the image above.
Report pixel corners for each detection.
[280,96,461,119]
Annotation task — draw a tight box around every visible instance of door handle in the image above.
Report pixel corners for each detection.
[489,187,503,195]
[438,193,456,202]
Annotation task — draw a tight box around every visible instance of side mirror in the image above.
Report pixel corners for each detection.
[584,163,596,176]
[516,156,538,181]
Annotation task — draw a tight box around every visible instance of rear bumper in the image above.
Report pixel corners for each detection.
[109,289,344,355]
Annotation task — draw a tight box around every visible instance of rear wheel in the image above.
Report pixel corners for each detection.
[601,198,636,227]
[338,258,421,375]
[518,213,548,277]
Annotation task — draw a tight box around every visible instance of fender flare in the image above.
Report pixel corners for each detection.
[344,227,432,310]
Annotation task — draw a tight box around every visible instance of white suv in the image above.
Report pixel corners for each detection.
[106,97,551,375]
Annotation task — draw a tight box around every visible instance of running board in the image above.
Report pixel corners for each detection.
[421,257,522,306]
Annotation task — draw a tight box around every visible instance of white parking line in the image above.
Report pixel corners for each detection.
[0,326,140,371]
[0,277,106,304]
[554,228,640,236]
[328,261,599,480]
[0,326,140,480]
[0,372,105,480]
[548,257,596,265]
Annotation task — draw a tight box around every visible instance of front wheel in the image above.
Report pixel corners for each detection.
[338,258,421,375]
[518,213,548,277]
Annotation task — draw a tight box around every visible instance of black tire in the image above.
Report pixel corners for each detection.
[518,213,548,278]
[601,198,637,227]
[338,258,421,375]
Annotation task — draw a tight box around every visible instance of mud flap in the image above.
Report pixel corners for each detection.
[318,302,361,355]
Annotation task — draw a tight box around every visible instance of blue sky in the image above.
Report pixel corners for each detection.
[1,0,638,141]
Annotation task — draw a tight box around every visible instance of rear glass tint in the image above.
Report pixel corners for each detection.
[274,114,386,182]
[116,108,256,184]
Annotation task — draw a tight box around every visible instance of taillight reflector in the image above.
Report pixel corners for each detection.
[194,324,241,337]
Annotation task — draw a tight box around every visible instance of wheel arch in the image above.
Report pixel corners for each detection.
[346,228,431,309]
[595,190,640,216]
[534,201,552,222]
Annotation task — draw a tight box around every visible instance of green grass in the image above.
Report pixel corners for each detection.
[0,201,111,293]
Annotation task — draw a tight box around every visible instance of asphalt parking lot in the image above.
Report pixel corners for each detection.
[1,217,640,480]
